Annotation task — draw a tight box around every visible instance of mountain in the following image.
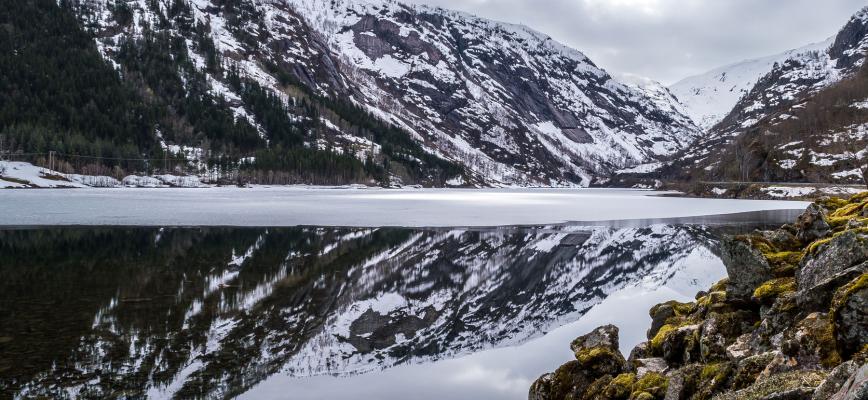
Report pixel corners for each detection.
[3,224,726,398]
[618,6,868,190]
[6,0,701,187]
[284,0,701,185]
[670,39,833,131]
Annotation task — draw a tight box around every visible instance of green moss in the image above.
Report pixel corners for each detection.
[630,392,654,400]
[764,251,802,266]
[649,300,695,319]
[848,191,868,204]
[576,346,620,365]
[817,197,849,211]
[732,352,776,390]
[630,372,667,400]
[583,375,613,400]
[650,324,677,353]
[751,277,796,302]
[603,373,635,400]
[710,278,729,293]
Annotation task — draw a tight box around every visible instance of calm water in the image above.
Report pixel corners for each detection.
[0,211,798,399]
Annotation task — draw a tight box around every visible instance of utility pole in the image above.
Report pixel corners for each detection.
[49,150,55,172]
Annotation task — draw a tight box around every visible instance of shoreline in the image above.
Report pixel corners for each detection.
[531,193,868,400]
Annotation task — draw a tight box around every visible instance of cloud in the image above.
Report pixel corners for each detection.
[405,0,866,84]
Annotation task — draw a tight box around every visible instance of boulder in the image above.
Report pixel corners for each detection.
[628,342,651,369]
[571,324,620,355]
[780,312,841,370]
[796,203,831,243]
[798,231,868,310]
[812,360,857,400]
[633,358,669,379]
[721,238,774,302]
[732,351,777,390]
[829,363,868,400]
[830,273,868,359]
[529,373,553,400]
[660,324,701,365]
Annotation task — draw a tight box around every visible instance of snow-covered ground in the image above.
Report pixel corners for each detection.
[0,187,807,227]
[0,161,208,188]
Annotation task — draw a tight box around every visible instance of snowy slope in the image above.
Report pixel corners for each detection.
[670,39,834,130]
[285,0,701,186]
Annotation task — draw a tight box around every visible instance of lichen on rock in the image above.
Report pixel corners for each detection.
[531,193,868,400]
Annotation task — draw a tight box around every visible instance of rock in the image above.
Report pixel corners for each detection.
[647,301,692,340]
[732,351,778,390]
[548,361,593,400]
[780,312,841,370]
[660,324,701,365]
[829,363,868,400]
[796,204,831,243]
[830,273,868,359]
[571,324,620,355]
[633,358,669,379]
[712,370,827,400]
[571,325,628,378]
[663,365,701,400]
[582,375,613,400]
[721,238,774,302]
[628,342,651,369]
[602,373,635,399]
[631,371,669,400]
[529,373,553,400]
[700,311,757,362]
[798,230,868,310]
[812,360,857,400]
[726,333,754,363]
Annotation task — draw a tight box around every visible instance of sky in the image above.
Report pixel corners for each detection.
[404,0,867,85]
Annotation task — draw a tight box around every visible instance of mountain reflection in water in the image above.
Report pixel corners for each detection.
[0,222,783,399]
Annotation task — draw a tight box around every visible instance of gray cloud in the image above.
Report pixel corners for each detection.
[404,0,867,84]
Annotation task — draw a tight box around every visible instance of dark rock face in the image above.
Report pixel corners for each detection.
[831,274,868,358]
[797,231,868,310]
[721,238,774,302]
[797,204,833,243]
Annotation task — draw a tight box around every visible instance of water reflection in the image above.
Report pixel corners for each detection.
[0,223,777,399]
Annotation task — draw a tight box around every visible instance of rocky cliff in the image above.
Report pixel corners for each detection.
[531,193,868,400]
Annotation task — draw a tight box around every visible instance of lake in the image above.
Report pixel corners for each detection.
[0,189,807,399]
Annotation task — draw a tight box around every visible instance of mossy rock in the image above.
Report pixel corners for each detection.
[830,272,868,359]
[710,278,729,293]
[549,360,592,400]
[601,373,635,400]
[629,372,667,400]
[647,301,696,340]
[732,352,776,390]
[575,346,627,377]
[781,312,841,369]
[582,375,613,400]
[710,370,826,400]
[691,362,734,399]
[751,277,796,303]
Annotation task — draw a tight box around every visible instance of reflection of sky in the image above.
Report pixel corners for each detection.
[241,248,724,400]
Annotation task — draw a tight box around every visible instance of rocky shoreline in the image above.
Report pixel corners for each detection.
[531,193,868,400]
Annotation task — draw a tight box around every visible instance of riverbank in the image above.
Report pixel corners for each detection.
[531,193,868,399]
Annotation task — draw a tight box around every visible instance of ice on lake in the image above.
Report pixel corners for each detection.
[0,187,808,227]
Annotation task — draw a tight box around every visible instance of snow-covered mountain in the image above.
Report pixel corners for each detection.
[71,0,701,187]
[614,6,868,187]
[670,39,833,131]
[8,225,723,398]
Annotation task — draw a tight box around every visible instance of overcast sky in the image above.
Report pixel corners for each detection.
[405,0,866,85]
